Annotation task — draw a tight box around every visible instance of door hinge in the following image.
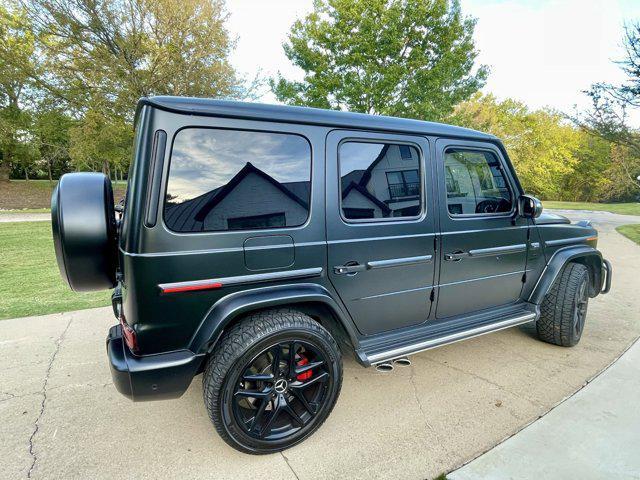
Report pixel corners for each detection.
[433,235,438,252]
[429,289,435,302]
[521,272,527,283]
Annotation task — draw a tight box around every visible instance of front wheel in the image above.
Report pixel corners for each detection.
[537,262,590,347]
[203,308,342,454]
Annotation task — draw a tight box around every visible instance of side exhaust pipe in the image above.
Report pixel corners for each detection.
[393,357,412,367]
[375,362,394,372]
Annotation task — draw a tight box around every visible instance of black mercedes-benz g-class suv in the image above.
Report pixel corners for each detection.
[51,97,611,454]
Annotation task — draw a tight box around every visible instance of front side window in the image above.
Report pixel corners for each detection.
[444,148,513,216]
[164,128,311,232]
[339,141,422,220]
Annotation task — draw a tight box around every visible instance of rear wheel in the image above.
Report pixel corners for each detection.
[202,308,342,454]
[537,263,590,347]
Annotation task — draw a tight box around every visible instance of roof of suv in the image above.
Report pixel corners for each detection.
[138,96,497,141]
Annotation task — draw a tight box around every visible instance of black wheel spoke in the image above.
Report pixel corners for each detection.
[235,388,272,399]
[259,398,282,437]
[248,398,269,433]
[295,360,324,375]
[288,342,299,375]
[270,345,281,376]
[243,372,274,382]
[282,397,305,427]
[293,371,329,390]
[290,387,316,415]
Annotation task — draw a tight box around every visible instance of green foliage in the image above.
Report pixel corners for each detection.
[271,0,488,121]
[451,94,583,199]
[1,0,248,179]
[578,22,640,196]
[0,5,37,180]
[0,221,109,319]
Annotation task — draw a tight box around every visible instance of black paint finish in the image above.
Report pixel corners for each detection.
[51,96,611,402]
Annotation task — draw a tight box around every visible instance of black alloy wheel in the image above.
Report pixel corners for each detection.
[203,309,342,454]
[231,340,332,441]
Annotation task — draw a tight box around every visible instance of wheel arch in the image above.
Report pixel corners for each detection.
[188,283,360,357]
[529,245,603,305]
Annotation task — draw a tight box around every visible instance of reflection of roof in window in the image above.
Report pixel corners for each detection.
[165,162,310,232]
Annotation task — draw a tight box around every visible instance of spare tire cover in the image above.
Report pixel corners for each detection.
[51,172,118,292]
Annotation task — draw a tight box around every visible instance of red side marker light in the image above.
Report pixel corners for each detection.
[161,282,223,294]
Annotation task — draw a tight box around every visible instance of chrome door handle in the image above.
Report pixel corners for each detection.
[444,251,469,262]
[333,263,367,275]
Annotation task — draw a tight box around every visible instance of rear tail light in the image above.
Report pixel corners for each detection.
[119,314,138,353]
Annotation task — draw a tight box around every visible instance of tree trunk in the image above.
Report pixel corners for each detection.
[48,160,53,183]
[24,168,29,180]
[0,162,10,182]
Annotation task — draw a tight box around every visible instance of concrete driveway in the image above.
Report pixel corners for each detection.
[1,211,639,480]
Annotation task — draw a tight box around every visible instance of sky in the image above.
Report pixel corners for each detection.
[225,0,640,125]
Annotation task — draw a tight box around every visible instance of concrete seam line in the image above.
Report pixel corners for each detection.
[280,451,301,480]
[27,319,72,479]
[446,334,640,476]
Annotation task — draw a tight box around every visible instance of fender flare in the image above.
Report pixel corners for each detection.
[529,245,603,305]
[187,282,359,354]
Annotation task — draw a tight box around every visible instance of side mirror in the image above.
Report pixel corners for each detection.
[518,195,543,219]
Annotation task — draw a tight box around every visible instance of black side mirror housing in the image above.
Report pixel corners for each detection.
[518,195,543,219]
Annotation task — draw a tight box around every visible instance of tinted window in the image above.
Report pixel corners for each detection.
[339,141,422,220]
[444,148,512,215]
[164,128,311,232]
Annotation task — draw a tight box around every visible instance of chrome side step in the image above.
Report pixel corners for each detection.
[367,312,536,365]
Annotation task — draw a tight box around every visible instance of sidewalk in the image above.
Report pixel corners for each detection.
[449,337,640,480]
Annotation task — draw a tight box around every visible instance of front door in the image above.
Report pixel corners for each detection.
[435,139,528,319]
[326,130,436,335]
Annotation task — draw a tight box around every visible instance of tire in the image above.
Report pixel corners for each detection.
[537,263,590,347]
[202,308,343,454]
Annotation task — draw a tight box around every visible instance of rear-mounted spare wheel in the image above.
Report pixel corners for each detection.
[51,172,118,292]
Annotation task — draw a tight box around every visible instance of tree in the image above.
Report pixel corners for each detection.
[32,106,74,182]
[578,22,640,193]
[19,0,248,174]
[451,94,581,200]
[271,0,488,121]
[0,5,37,181]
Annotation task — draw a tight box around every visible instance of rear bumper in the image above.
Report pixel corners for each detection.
[106,325,204,401]
[601,259,612,294]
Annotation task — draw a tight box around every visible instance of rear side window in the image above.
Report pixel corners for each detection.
[164,128,311,232]
[444,148,512,216]
[339,141,423,221]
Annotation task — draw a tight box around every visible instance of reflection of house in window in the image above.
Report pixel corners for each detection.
[340,143,422,220]
[164,162,309,232]
[386,170,420,199]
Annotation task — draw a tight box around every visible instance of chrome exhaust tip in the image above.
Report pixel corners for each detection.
[375,362,394,372]
[393,357,412,367]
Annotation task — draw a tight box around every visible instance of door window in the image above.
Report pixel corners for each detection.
[164,128,311,232]
[444,148,513,215]
[339,141,423,220]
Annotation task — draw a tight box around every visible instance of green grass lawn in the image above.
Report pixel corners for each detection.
[0,221,110,320]
[543,200,640,216]
[616,224,640,246]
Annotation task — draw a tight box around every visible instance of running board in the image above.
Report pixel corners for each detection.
[363,312,537,366]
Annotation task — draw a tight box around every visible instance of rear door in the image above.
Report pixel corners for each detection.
[326,130,436,335]
[435,139,528,319]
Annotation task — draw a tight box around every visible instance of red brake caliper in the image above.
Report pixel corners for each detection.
[296,355,313,381]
